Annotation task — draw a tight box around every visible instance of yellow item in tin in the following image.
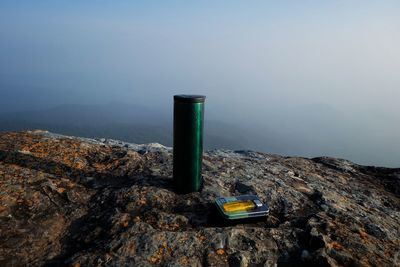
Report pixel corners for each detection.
[222,200,256,212]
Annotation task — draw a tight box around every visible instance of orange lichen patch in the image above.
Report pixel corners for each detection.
[56,187,66,194]
[359,229,369,239]
[73,160,87,170]
[66,181,76,188]
[124,242,136,256]
[149,254,162,264]
[179,256,189,266]
[207,250,229,265]
[195,233,207,242]
[19,142,52,158]
[148,242,171,265]
[120,214,131,227]
[73,263,81,267]
[138,199,147,206]
[93,163,114,172]
[0,205,7,213]
[216,249,225,255]
[12,135,96,172]
[32,191,42,200]
[328,241,344,251]
[162,223,180,231]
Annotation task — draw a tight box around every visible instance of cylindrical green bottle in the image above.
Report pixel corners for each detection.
[173,95,206,194]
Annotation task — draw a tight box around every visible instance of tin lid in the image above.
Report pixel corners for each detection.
[174,95,206,103]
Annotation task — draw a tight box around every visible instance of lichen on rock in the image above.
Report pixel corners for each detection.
[0,131,399,266]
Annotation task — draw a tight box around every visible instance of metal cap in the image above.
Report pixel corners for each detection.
[174,95,206,103]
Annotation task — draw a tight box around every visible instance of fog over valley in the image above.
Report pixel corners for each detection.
[1,1,399,167]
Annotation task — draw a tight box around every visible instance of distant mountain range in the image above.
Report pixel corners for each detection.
[0,102,399,167]
[0,102,252,150]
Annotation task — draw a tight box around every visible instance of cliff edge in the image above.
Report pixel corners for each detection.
[0,130,399,266]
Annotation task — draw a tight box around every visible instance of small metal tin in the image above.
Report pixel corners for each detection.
[214,195,269,220]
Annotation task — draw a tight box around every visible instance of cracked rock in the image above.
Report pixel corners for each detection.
[0,131,399,266]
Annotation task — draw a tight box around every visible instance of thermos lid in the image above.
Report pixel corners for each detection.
[174,95,206,103]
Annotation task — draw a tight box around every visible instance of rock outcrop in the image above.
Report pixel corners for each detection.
[0,130,399,266]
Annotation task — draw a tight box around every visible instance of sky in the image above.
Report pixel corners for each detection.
[0,1,399,166]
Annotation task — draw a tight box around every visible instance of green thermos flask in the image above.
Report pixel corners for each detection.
[173,95,206,194]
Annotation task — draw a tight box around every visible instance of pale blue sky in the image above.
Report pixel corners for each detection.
[1,1,399,109]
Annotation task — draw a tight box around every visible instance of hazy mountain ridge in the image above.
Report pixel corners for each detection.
[0,102,399,167]
[0,103,251,150]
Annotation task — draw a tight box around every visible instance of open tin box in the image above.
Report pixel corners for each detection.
[214,195,269,220]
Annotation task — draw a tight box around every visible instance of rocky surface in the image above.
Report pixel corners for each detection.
[0,130,399,267]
